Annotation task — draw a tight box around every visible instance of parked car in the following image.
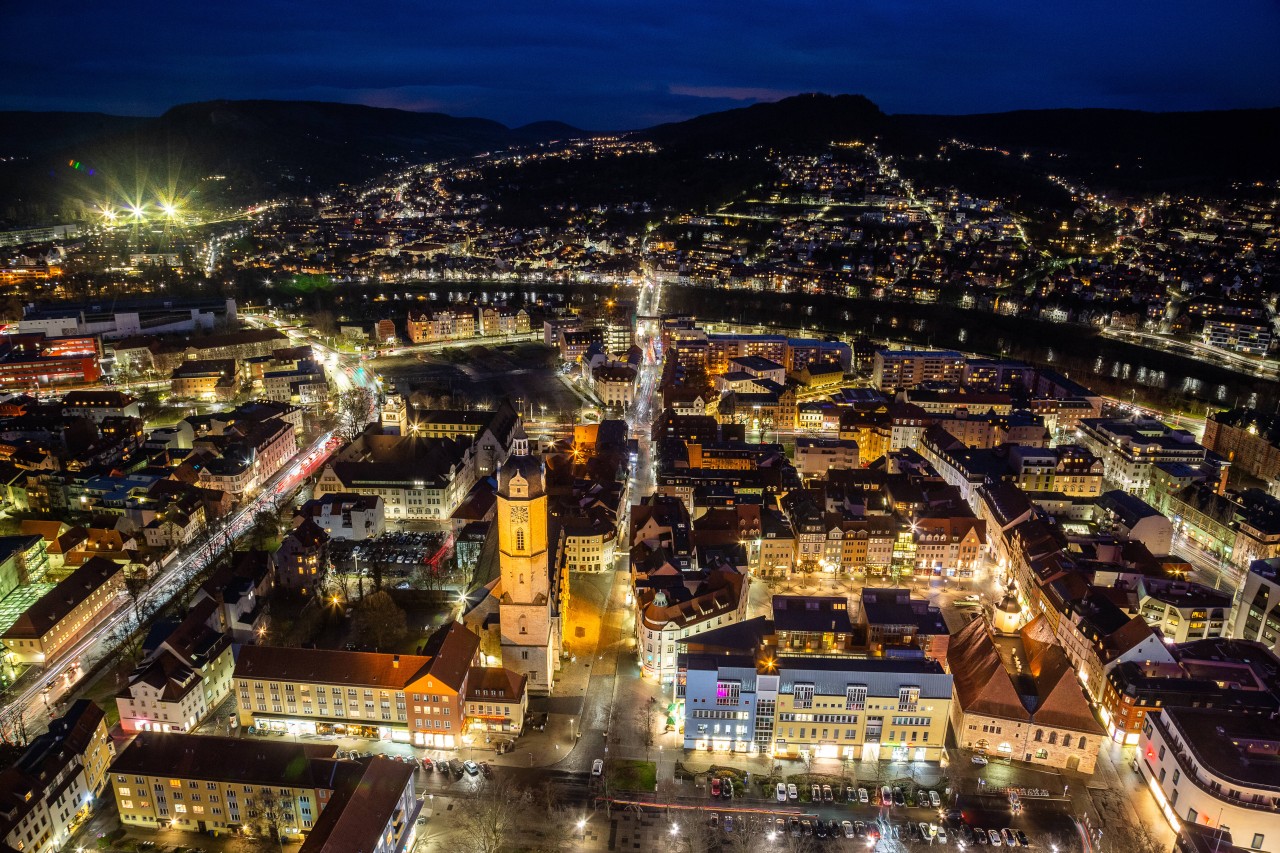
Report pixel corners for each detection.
[920,823,932,840]
[709,813,719,829]
[711,778,721,797]
[843,821,855,839]
[801,819,813,836]
[775,818,786,835]
[937,824,948,843]
[881,786,893,806]
[974,826,988,845]
[1002,828,1019,847]
[908,822,921,841]
[893,786,906,807]
[421,758,433,771]
[480,762,493,778]
[972,754,989,766]
[854,821,867,838]
[591,758,604,776]
[788,783,798,800]
[724,815,733,833]
[790,817,800,836]
[1017,830,1030,847]
[462,760,480,776]
[722,777,734,799]
[858,786,869,804]
[930,790,941,808]
[777,782,788,802]
[989,829,1003,846]
[822,784,833,802]
[812,784,821,801]
[817,821,828,839]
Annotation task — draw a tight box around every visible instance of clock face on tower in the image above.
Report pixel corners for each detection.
[510,505,529,524]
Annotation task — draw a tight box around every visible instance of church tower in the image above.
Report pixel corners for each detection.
[381,394,408,435]
[510,418,529,458]
[496,455,558,693]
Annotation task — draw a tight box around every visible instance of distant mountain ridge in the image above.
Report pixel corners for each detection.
[1,94,1277,224]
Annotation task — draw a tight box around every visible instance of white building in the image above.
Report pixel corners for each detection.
[1232,559,1280,656]
[1137,707,1280,852]
[794,437,860,477]
[636,570,747,684]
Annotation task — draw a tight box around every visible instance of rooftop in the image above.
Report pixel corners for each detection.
[109,732,337,788]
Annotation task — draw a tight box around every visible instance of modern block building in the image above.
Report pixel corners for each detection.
[680,652,952,762]
[1137,708,1280,852]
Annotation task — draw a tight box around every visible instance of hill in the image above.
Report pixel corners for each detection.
[639,93,886,151]
[0,100,581,224]
[3,94,1279,227]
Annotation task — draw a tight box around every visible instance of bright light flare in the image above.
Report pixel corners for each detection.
[128,203,146,220]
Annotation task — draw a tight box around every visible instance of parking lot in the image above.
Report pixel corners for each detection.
[329,530,451,582]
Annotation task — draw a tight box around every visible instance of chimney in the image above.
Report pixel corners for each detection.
[392,655,400,669]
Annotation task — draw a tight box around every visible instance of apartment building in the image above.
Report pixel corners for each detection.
[233,623,497,749]
[110,733,335,836]
[0,700,113,853]
[1077,417,1207,495]
[871,349,965,391]
[2,557,125,664]
[794,437,860,477]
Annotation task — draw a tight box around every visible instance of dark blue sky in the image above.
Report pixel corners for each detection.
[5,0,1278,128]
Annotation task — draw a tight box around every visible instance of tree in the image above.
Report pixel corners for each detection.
[635,697,658,759]
[351,591,407,651]
[243,787,296,853]
[0,706,28,748]
[450,776,531,853]
[669,809,721,853]
[334,386,375,444]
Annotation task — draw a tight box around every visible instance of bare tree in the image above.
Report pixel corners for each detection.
[670,809,721,853]
[0,706,28,747]
[636,697,658,759]
[334,386,375,444]
[450,777,531,853]
[243,787,296,853]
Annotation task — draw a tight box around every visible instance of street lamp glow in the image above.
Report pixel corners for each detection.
[128,203,146,220]
[160,201,178,218]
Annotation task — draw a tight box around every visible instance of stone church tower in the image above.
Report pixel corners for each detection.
[496,455,558,694]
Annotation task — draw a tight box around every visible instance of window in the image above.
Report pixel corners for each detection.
[1048,732,1057,745]
[846,685,867,711]
[898,687,920,713]
[1034,729,1043,742]
[716,681,741,706]
[1062,735,1072,748]
[794,684,814,710]
[1078,737,1086,751]
[515,528,525,551]
[1252,835,1264,850]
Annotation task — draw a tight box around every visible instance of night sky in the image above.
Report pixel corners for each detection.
[5,0,1278,129]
